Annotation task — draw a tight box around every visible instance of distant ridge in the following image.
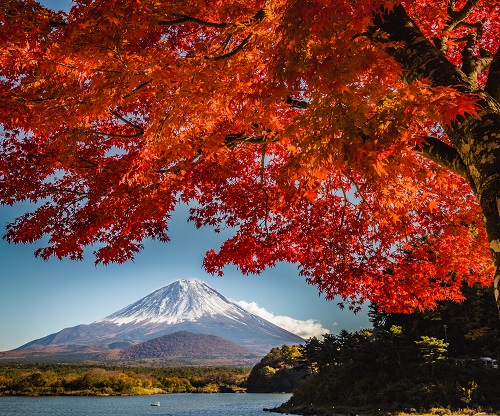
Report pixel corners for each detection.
[13,279,304,360]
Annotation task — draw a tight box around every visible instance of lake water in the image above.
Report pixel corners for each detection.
[0,393,292,416]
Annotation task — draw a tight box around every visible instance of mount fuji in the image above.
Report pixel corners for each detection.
[13,280,304,359]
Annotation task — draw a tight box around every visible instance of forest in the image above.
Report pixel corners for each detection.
[0,365,249,396]
[275,284,500,413]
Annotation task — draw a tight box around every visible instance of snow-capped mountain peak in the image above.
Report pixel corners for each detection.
[97,279,247,325]
[17,279,304,356]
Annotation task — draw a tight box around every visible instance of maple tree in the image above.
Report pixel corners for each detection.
[1,0,499,314]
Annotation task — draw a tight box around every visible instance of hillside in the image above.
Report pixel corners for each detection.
[119,331,258,360]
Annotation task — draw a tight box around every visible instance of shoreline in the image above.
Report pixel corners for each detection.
[265,403,499,416]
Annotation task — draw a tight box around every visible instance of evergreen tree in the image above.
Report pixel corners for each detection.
[415,336,449,376]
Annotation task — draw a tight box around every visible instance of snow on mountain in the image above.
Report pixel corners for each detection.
[97,279,248,325]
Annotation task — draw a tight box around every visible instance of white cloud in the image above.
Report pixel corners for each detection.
[236,300,329,339]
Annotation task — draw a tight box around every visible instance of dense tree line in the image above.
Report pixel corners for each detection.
[371,284,500,359]
[278,284,500,413]
[0,364,249,396]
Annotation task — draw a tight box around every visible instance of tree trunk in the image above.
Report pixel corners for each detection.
[370,5,500,315]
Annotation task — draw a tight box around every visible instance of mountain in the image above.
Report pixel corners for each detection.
[13,279,304,358]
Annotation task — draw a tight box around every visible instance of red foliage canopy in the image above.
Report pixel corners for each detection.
[1,0,499,312]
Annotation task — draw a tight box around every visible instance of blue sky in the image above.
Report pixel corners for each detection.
[0,203,370,351]
[0,0,370,352]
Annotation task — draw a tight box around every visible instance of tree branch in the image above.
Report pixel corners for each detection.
[446,0,457,18]
[91,110,144,138]
[93,130,144,138]
[460,31,493,86]
[369,5,471,89]
[447,0,481,30]
[157,9,266,29]
[14,96,57,103]
[212,33,253,61]
[109,110,144,133]
[438,1,484,54]
[416,137,468,179]
[285,96,309,109]
[158,10,266,61]
[367,2,500,179]
[157,15,230,29]
[224,133,268,148]
[122,80,153,100]
[48,18,67,27]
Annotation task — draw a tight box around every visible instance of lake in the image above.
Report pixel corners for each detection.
[0,393,292,416]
